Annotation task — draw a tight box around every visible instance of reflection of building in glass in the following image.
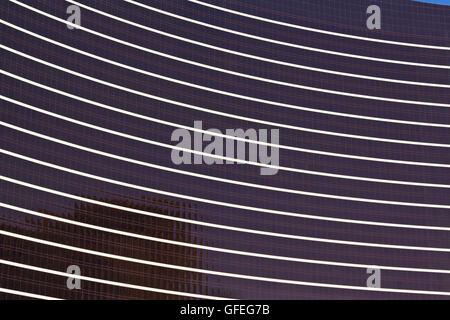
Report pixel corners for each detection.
[1,193,212,299]
[1,0,449,299]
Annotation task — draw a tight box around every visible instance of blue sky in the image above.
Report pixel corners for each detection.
[413,0,450,5]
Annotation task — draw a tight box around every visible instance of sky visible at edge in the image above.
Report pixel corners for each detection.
[413,0,450,5]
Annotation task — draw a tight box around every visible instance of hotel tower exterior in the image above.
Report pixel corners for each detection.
[1,0,449,299]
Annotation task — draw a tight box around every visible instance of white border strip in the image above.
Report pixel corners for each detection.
[3,167,450,247]
[8,1,450,107]
[0,287,62,300]
[2,42,450,146]
[1,232,449,296]
[4,97,450,187]
[2,202,450,271]
[2,148,449,230]
[121,0,450,68]
[3,42,449,130]
[64,0,450,88]
[187,0,450,50]
[3,126,450,208]
[3,70,448,151]
[0,256,229,300]
[5,148,450,236]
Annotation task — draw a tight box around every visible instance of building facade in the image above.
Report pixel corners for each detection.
[1,0,449,299]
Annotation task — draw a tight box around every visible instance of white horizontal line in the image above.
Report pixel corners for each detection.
[0,80,447,171]
[187,0,450,50]
[2,148,449,231]
[2,146,449,232]
[2,37,450,147]
[0,287,62,300]
[3,159,450,247]
[3,203,449,272]
[1,231,449,296]
[12,0,450,107]
[4,96,450,188]
[3,125,450,208]
[1,69,443,153]
[0,255,229,300]
[120,0,450,69]
[65,0,450,88]
[2,44,448,132]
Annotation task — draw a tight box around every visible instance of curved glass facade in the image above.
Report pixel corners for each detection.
[1,0,449,299]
